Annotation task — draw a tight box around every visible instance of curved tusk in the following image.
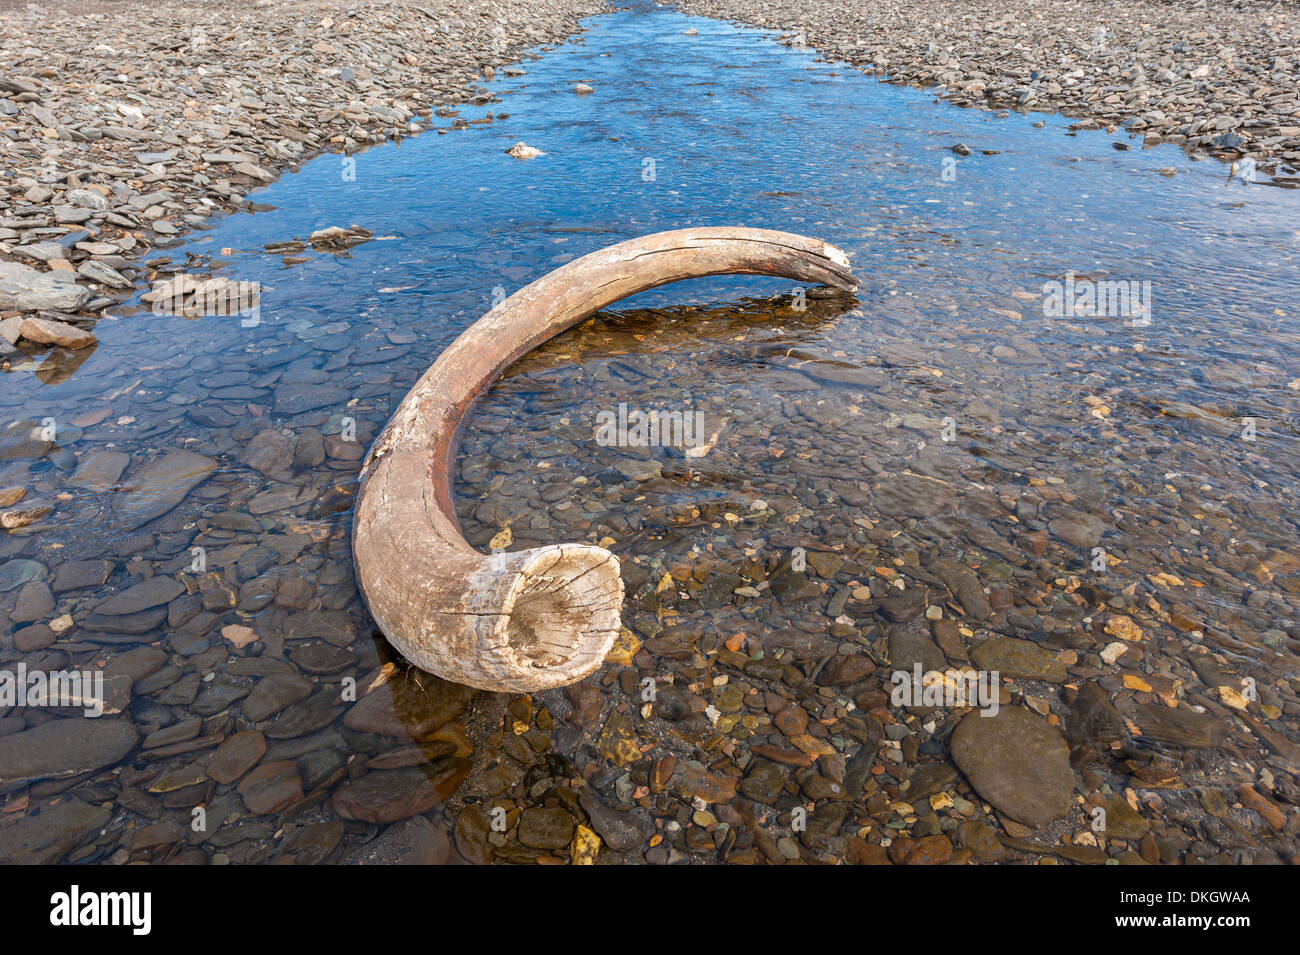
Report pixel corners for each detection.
[353,227,858,693]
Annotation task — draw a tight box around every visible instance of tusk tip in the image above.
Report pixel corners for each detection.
[818,241,858,290]
[471,543,624,692]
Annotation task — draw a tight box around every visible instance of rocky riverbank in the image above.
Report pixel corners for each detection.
[0,0,606,356]
[674,0,1300,170]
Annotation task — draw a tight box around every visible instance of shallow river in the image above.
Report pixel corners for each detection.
[2,1,1298,864]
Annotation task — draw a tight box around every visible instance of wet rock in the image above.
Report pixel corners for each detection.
[0,560,46,594]
[237,760,303,814]
[887,624,945,673]
[1049,509,1107,548]
[970,637,1067,682]
[932,558,991,620]
[112,451,217,531]
[1099,794,1149,839]
[950,706,1073,827]
[818,652,876,686]
[207,730,267,784]
[0,719,138,786]
[505,142,545,159]
[273,385,350,415]
[1065,680,1127,763]
[888,833,953,864]
[52,559,114,593]
[83,605,168,634]
[342,816,455,864]
[293,428,325,468]
[307,225,373,251]
[12,580,54,622]
[67,451,129,491]
[298,748,348,788]
[264,691,339,739]
[518,807,575,849]
[904,761,960,801]
[1132,703,1226,749]
[332,761,470,823]
[366,741,457,770]
[93,576,184,615]
[740,758,788,803]
[579,793,652,851]
[454,805,495,865]
[132,820,185,850]
[0,423,52,462]
[878,587,927,622]
[282,610,355,646]
[143,718,201,749]
[18,317,96,350]
[243,675,314,722]
[0,260,89,312]
[104,647,167,684]
[872,473,956,519]
[769,571,821,603]
[0,800,112,864]
[277,820,346,865]
[14,624,56,653]
[243,429,296,478]
[673,760,737,803]
[959,819,1005,862]
[342,673,472,740]
[290,643,356,674]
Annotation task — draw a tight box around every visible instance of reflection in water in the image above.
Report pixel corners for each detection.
[0,1,1298,864]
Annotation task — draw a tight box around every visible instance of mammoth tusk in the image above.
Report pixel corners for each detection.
[352,227,858,693]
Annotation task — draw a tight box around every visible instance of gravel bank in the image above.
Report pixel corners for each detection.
[675,0,1300,168]
[0,0,605,353]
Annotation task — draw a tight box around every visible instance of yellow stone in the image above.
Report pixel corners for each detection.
[488,526,512,550]
[1216,684,1249,711]
[596,714,641,766]
[930,792,954,812]
[1105,616,1143,642]
[1122,674,1152,693]
[571,825,601,865]
[1147,572,1184,588]
[604,627,641,665]
[790,733,835,758]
